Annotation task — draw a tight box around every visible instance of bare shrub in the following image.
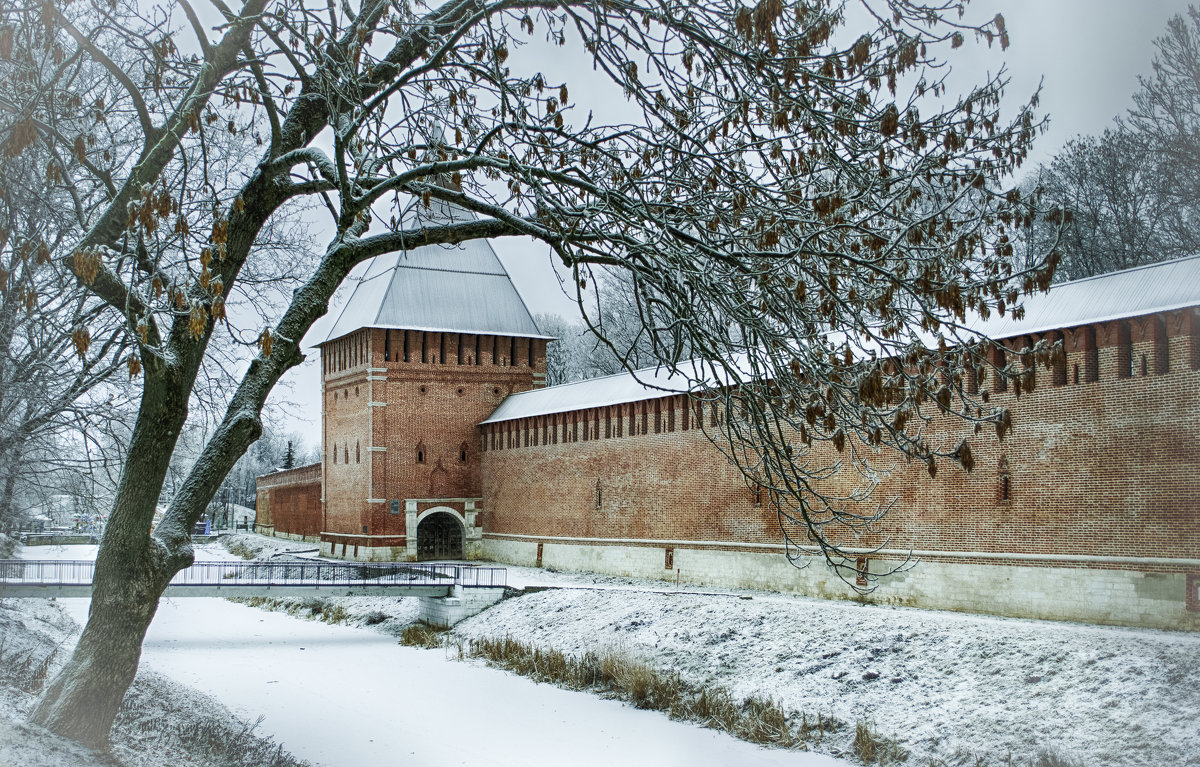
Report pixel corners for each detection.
[116,695,307,767]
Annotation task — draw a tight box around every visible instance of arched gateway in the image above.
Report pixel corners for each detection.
[416,511,464,561]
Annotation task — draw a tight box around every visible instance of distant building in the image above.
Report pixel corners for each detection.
[257,207,1200,631]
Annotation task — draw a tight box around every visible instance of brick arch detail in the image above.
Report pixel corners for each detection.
[416,505,466,528]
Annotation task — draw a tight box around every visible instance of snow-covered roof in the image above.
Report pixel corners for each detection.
[481,364,696,424]
[968,255,1200,340]
[482,257,1200,425]
[322,199,548,343]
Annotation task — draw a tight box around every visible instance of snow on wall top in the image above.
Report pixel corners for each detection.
[481,363,697,424]
[967,254,1200,340]
[321,199,548,344]
[481,257,1200,425]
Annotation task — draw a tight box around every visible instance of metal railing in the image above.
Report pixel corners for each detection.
[0,560,506,590]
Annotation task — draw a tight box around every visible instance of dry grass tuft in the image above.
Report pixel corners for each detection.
[229,596,350,625]
[224,540,260,560]
[400,623,448,648]
[0,637,59,694]
[1030,750,1084,767]
[854,719,909,764]
[461,635,830,751]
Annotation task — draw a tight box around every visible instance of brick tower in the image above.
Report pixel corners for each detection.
[317,199,548,561]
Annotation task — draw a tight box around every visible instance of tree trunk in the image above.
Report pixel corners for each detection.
[27,552,168,747]
[0,449,17,531]
[29,374,187,747]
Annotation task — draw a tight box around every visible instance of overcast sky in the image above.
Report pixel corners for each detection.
[273,0,1198,449]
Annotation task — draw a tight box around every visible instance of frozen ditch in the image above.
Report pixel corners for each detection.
[54,597,846,767]
[13,546,847,766]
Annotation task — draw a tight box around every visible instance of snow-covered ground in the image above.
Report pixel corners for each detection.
[0,597,303,767]
[14,535,1200,766]
[215,532,1200,765]
[453,586,1200,766]
[9,540,849,766]
[231,534,1200,766]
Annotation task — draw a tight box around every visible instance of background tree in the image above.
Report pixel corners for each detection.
[1025,129,1194,280]
[0,1,137,532]
[3,0,1058,745]
[1022,6,1200,280]
[540,269,695,384]
[1129,6,1200,220]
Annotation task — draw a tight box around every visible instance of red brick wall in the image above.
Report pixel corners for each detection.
[256,463,321,536]
[481,308,1200,569]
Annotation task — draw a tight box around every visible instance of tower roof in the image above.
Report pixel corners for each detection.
[321,199,549,344]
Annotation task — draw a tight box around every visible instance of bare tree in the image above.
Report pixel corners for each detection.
[1028,129,1193,281]
[534,311,588,385]
[0,2,136,531]
[1022,7,1200,281]
[3,0,1058,745]
[539,269,692,383]
[1128,6,1200,218]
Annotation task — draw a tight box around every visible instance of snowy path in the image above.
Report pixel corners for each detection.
[56,597,843,767]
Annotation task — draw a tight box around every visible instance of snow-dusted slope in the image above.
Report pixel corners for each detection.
[453,586,1200,766]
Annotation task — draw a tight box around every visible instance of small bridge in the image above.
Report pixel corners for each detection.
[0,560,507,598]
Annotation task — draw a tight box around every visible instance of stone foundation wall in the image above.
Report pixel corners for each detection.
[481,536,1200,631]
[418,586,508,628]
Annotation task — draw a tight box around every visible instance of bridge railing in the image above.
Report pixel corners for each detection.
[0,560,507,589]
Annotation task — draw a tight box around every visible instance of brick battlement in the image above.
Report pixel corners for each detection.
[478,306,1200,570]
[256,462,321,490]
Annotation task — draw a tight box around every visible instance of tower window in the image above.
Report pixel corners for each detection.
[416,445,425,463]
[356,441,360,463]
[460,442,469,462]
[384,329,391,361]
[998,456,1012,503]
